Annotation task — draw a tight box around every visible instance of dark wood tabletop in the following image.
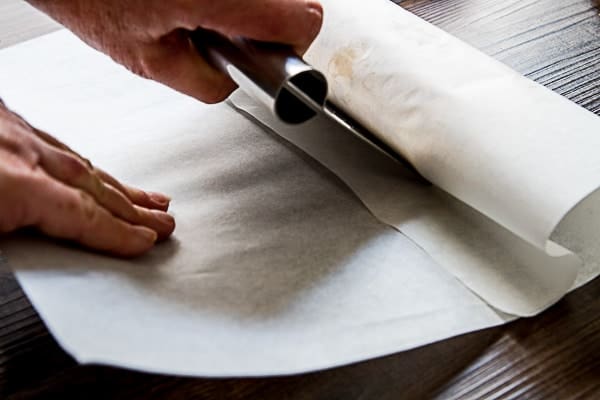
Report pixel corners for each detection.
[2,0,600,398]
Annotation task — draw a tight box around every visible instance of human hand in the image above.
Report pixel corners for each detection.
[0,100,175,257]
[29,0,323,103]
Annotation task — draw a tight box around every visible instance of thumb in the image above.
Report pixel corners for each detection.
[139,29,237,103]
[184,0,324,54]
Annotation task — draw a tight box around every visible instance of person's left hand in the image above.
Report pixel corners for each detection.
[0,100,175,257]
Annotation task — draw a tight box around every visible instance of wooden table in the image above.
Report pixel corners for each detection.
[1,0,599,398]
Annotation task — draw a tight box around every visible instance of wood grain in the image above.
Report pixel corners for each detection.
[1,0,600,399]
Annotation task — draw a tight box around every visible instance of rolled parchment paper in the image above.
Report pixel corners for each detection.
[230,0,600,315]
[305,0,600,252]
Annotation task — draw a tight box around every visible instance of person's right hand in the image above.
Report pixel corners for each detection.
[0,100,175,257]
[28,0,324,104]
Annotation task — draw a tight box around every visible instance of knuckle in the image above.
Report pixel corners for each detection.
[81,156,94,170]
[62,153,89,180]
[65,190,102,243]
[85,170,106,195]
[77,190,99,223]
[56,190,82,219]
[55,190,96,228]
[0,126,40,166]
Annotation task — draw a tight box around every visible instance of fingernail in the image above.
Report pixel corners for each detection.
[136,227,158,245]
[152,210,175,229]
[149,191,171,206]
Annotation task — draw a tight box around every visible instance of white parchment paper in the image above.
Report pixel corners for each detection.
[231,0,600,315]
[308,0,600,253]
[0,31,506,376]
[1,0,599,376]
[230,92,582,316]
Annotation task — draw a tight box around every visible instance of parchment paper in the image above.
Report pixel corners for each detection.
[1,0,600,375]
[307,0,600,252]
[231,0,600,315]
[0,31,507,376]
[231,92,583,316]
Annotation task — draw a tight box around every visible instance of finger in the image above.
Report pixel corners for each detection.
[36,143,175,240]
[185,0,323,54]
[93,167,171,211]
[1,106,79,155]
[139,29,237,103]
[27,168,158,257]
[27,126,171,211]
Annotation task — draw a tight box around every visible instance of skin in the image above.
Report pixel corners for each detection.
[28,0,324,103]
[0,0,323,257]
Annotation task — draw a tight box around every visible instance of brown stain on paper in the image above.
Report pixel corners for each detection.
[328,46,359,80]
